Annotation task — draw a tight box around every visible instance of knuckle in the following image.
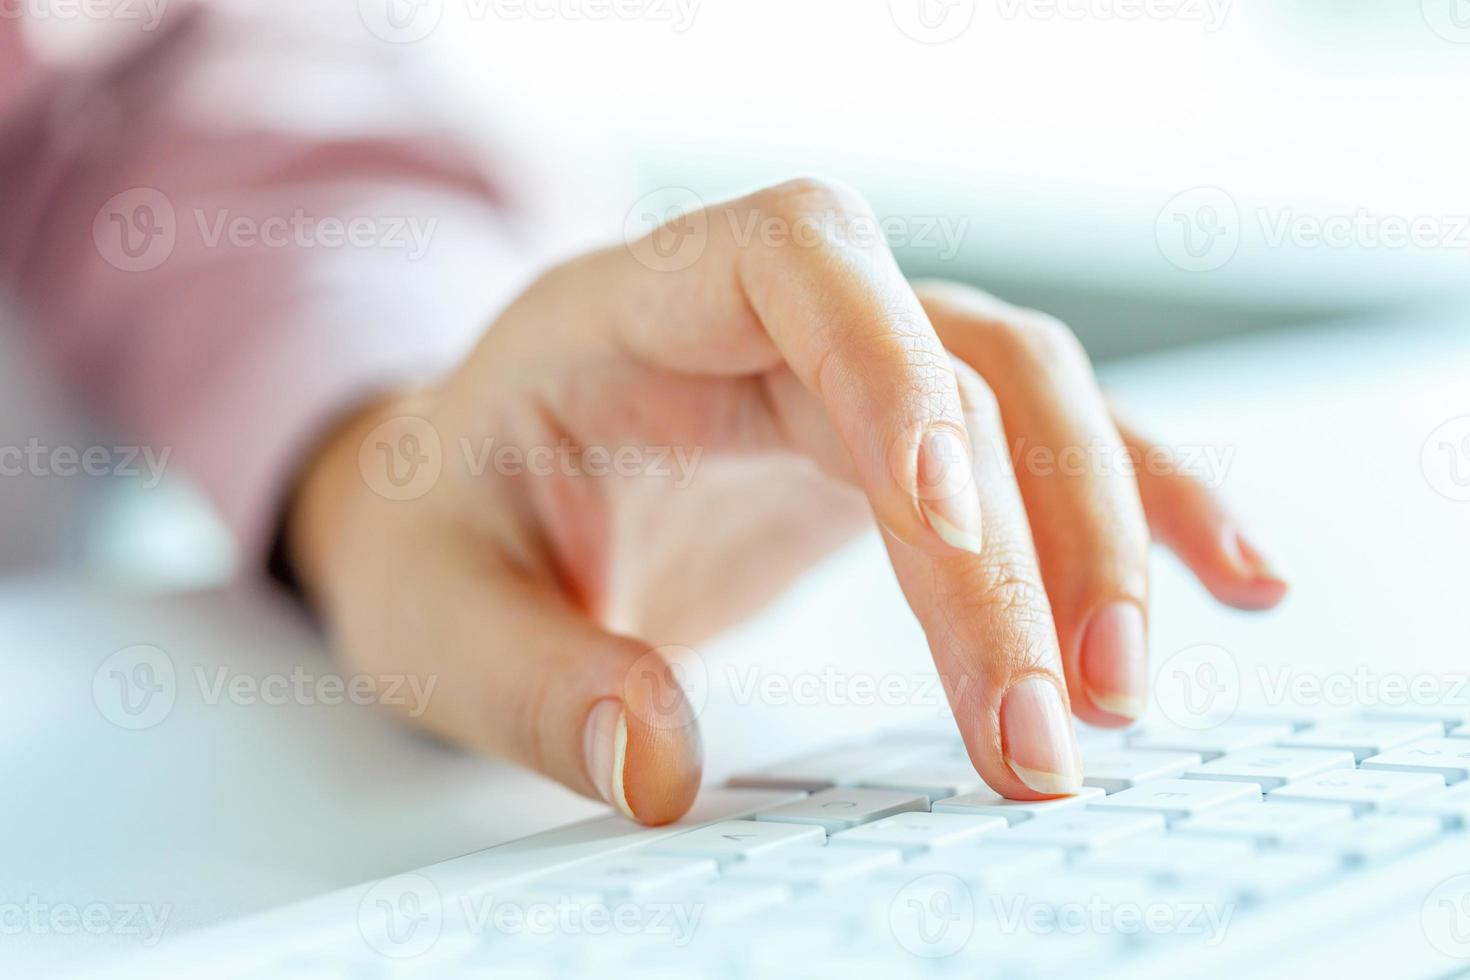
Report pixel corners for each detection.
[992,309,1090,372]
[748,177,878,250]
[976,565,1051,622]
[759,175,870,217]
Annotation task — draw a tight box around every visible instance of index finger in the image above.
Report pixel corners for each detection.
[882,359,1084,800]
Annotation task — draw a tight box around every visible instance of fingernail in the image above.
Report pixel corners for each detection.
[1001,676,1082,795]
[1081,602,1149,721]
[583,698,635,820]
[917,426,982,554]
[1228,530,1285,586]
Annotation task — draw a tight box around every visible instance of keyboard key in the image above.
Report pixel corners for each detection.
[1279,720,1443,761]
[1086,778,1260,824]
[998,809,1165,851]
[993,868,1161,912]
[1298,815,1441,865]
[828,811,1005,855]
[1174,800,1354,845]
[655,878,793,926]
[540,853,717,897]
[1074,722,1131,747]
[725,843,902,889]
[728,742,943,791]
[1198,853,1341,904]
[1270,768,1445,814]
[1231,708,1333,732]
[898,841,1067,882]
[1183,747,1355,790]
[931,786,1104,824]
[1127,723,1290,760]
[1081,748,1201,794]
[1080,835,1255,881]
[1397,782,1470,827]
[1361,738,1470,784]
[858,761,987,801]
[754,788,927,832]
[1360,705,1469,730]
[644,819,824,866]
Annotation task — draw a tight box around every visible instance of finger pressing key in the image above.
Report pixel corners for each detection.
[882,358,1084,799]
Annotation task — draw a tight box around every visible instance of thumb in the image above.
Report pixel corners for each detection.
[386,564,704,826]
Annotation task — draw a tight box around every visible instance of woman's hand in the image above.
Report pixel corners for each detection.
[285,179,1286,825]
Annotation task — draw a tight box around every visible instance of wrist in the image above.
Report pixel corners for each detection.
[283,389,436,608]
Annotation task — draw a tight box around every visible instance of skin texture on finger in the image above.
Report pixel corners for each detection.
[465,178,984,559]
[880,364,1082,801]
[1114,417,1288,611]
[919,284,1152,728]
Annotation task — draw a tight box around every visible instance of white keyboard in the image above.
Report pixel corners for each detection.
[115,713,1470,979]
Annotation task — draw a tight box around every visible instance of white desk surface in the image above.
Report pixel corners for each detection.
[5,306,1470,973]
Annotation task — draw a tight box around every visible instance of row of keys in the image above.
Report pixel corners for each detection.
[524,720,1470,905]
[728,719,1466,799]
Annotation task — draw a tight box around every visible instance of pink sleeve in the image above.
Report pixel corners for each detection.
[0,7,599,565]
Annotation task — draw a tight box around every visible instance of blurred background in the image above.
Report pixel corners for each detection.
[7,0,1470,586]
